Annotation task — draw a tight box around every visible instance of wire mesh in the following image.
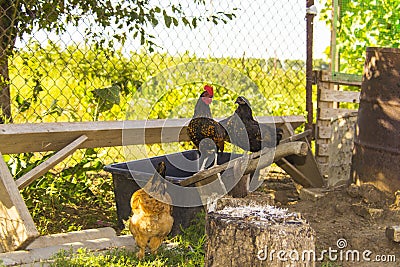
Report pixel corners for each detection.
[2,0,307,164]
[0,1,308,233]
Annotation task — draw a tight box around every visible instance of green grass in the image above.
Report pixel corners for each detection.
[50,212,206,267]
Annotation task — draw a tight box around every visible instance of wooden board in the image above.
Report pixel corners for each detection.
[320,89,360,103]
[0,116,305,154]
[318,107,357,120]
[317,125,332,139]
[277,148,325,188]
[180,142,308,187]
[318,71,362,87]
[16,135,88,190]
[278,123,325,188]
[0,153,39,252]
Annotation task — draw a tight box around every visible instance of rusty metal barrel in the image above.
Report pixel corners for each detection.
[351,47,400,193]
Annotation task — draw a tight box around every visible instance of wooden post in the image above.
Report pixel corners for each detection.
[316,70,335,177]
[205,196,315,266]
[315,70,361,178]
[0,153,38,252]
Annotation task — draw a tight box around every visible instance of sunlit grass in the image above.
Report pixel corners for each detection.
[50,212,206,267]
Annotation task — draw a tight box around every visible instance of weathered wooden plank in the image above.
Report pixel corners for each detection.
[318,107,356,120]
[316,79,334,176]
[0,153,39,252]
[0,119,187,154]
[275,158,312,187]
[0,235,136,266]
[0,116,305,154]
[316,143,329,156]
[26,227,116,250]
[280,129,312,144]
[316,120,332,141]
[180,142,308,187]
[317,126,332,139]
[320,90,360,103]
[317,71,363,86]
[16,135,88,190]
[327,79,362,87]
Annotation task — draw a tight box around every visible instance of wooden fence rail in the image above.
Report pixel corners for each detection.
[0,116,305,154]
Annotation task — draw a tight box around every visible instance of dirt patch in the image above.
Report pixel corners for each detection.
[258,173,400,267]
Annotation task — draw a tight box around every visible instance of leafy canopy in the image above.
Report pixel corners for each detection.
[0,0,235,120]
[2,0,236,53]
[320,0,400,74]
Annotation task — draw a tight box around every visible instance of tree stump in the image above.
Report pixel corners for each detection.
[205,196,315,267]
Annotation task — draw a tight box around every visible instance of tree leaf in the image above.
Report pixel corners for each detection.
[182,17,190,27]
[163,10,172,28]
[173,17,178,27]
[91,85,121,114]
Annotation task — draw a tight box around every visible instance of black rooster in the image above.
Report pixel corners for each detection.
[187,85,227,169]
[220,96,283,152]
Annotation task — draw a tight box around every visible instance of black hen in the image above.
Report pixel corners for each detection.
[220,96,283,152]
[187,85,227,155]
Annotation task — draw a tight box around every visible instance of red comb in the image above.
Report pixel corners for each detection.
[204,85,213,96]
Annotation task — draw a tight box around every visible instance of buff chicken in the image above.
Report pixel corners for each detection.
[129,161,173,259]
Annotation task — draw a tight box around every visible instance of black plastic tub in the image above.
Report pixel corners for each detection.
[104,149,243,234]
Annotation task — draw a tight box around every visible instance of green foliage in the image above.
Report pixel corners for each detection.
[7,148,115,235]
[313,59,329,70]
[321,0,400,75]
[10,42,306,124]
[91,85,121,120]
[50,212,206,267]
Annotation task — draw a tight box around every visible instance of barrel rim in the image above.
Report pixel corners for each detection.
[366,47,400,54]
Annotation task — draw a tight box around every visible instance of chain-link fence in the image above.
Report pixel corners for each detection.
[0,1,310,234]
[3,0,308,162]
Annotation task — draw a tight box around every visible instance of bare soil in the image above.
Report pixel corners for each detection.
[259,169,400,267]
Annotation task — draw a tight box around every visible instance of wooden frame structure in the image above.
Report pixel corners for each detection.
[314,70,361,177]
[0,152,39,253]
[0,115,306,252]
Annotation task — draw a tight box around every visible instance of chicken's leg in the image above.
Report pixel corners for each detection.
[133,234,149,260]
[149,236,164,255]
[198,138,217,171]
